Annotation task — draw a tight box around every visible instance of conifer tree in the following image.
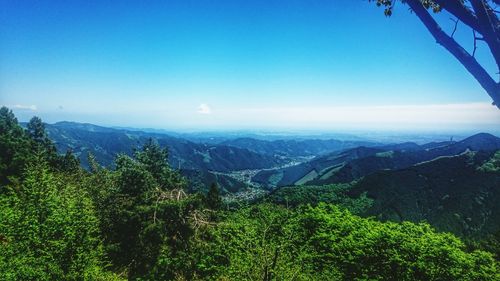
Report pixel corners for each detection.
[206,182,222,210]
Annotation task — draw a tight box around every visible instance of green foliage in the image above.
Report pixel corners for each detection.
[0,160,117,280]
[199,204,308,280]
[205,182,222,210]
[141,194,206,280]
[59,148,81,173]
[0,108,83,185]
[371,0,441,17]
[299,203,498,280]
[0,107,33,185]
[466,230,500,261]
[478,151,500,172]
[27,116,59,165]
[184,203,498,280]
[134,138,187,190]
[267,184,373,214]
[95,144,192,279]
[349,152,500,238]
[27,116,50,146]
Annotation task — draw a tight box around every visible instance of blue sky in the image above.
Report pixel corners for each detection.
[1,0,499,132]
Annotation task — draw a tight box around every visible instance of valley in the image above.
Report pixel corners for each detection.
[39,121,500,240]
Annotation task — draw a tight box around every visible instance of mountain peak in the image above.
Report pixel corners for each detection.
[457,133,500,151]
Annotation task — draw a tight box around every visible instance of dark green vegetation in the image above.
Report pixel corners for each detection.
[266,150,500,250]
[1,107,499,280]
[254,134,500,188]
[43,121,285,173]
[221,137,375,157]
[349,151,500,238]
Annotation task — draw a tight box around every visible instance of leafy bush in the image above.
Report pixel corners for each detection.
[185,204,498,280]
[0,161,119,280]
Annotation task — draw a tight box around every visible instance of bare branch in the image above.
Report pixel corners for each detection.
[473,30,479,57]
[470,0,500,69]
[450,17,459,38]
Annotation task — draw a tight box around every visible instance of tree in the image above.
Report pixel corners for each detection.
[135,138,168,182]
[372,0,500,108]
[0,159,117,280]
[206,182,223,210]
[27,116,51,147]
[134,138,186,190]
[0,107,32,185]
[59,149,81,173]
[26,116,60,166]
[103,148,190,279]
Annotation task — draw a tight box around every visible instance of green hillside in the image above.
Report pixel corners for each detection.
[253,134,500,188]
[43,122,285,172]
[349,151,500,238]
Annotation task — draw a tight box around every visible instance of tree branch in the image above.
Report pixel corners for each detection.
[470,0,500,69]
[450,17,459,38]
[406,0,500,108]
[433,0,480,31]
[473,30,479,57]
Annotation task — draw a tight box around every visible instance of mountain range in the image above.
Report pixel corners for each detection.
[43,121,284,172]
[40,121,380,192]
[253,133,500,189]
[37,121,500,239]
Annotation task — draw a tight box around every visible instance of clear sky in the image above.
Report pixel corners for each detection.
[1,0,499,132]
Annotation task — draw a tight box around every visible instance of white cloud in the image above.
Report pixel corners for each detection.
[197,103,212,114]
[11,104,37,111]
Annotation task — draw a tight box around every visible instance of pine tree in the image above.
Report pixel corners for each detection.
[206,182,222,210]
[0,107,33,185]
[26,116,59,166]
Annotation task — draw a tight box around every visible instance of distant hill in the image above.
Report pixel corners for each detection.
[43,122,285,173]
[348,150,500,238]
[253,133,500,188]
[221,137,377,157]
[252,146,383,188]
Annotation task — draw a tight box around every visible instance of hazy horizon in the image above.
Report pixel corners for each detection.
[10,112,500,141]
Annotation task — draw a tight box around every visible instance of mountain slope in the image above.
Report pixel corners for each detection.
[348,151,500,238]
[221,138,377,157]
[252,146,383,188]
[44,122,285,172]
[253,133,500,188]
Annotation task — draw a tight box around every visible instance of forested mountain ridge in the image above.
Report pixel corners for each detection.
[254,133,500,188]
[349,150,500,238]
[41,121,285,172]
[37,121,385,193]
[221,137,377,157]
